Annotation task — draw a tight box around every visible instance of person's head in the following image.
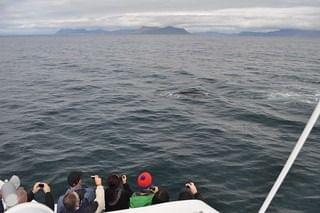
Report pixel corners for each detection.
[107,174,121,189]
[136,171,153,190]
[0,175,21,208]
[152,188,169,204]
[178,181,198,200]
[67,171,83,188]
[16,187,27,204]
[63,191,80,212]
[106,174,123,204]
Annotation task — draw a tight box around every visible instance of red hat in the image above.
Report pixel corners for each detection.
[136,171,153,189]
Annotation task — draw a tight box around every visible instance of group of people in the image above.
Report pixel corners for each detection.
[0,176,54,212]
[0,171,203,213]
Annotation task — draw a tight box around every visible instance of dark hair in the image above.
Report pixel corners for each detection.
[178,191,194,200]
[152,188,170,204]
[67,171,82,187]
[63,192,78,212]
[106,174,122,203]
[107,174,121,188]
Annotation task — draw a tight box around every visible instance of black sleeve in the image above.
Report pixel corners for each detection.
[27,191,35,202]
[45,192,55,210]
[194,192,203,200]
[0,200,4,213]
[123,183,133,197]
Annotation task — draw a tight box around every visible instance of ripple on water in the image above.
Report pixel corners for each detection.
[0,35,320,212]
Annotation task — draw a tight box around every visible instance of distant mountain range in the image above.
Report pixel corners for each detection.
[55,27,320,37]
[56,28,106,34]
[238,29,320,37]
[136,26,189,34]
[56,26,190,35]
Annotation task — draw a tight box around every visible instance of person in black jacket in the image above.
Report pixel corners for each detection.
[27,182,54,210]
[105,174,132,211]
[178,182,203,200]
[152,187,170,204]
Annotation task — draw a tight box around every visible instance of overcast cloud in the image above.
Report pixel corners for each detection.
[0,0,320,34]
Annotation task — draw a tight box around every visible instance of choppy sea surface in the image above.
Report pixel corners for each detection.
[0,35,319,212]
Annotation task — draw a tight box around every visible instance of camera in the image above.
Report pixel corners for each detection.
[150,186,156,191]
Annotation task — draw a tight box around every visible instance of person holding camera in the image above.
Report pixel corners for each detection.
[129,186,158,208]
[151,187,170,205]
[63,175,104,213]
[129,171,169,208]
[27,182,54,210]
[57,171,95,213]
[178,181,203,200]
[104,174,132,211]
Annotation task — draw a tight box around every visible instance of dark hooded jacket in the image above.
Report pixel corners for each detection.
[104,183,132,211]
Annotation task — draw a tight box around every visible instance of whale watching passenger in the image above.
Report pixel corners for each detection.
[57,171,95,213]
[104,174,132,211]
[178,181,203,201]
[63,175,104,213]
[129,171,163,208]
[27,182,54,210]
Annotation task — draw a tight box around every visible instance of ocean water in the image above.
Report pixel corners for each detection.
[0,35,319,212]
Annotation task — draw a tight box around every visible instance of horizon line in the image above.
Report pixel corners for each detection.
[1,26,320,36]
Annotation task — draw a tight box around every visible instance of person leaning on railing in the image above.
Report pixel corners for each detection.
[57,171,96,213]
[104,174,132,212]
[178,182,203,200]
[63,175,104,213]
[129,171,170,208]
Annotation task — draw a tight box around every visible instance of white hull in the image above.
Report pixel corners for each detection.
[111,200,219,213]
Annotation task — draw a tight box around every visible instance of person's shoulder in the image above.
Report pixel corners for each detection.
[58,193,66,201]
[57,193,67,213]
[83,186,95,192]
[57,194,64,205]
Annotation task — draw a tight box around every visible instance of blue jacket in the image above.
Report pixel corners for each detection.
[57,186,95,213]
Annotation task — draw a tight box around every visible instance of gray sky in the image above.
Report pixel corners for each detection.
[1,0,320,34]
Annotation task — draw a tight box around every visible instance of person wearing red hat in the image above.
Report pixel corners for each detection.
[129,171,159,208]
[136,171,153,189]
